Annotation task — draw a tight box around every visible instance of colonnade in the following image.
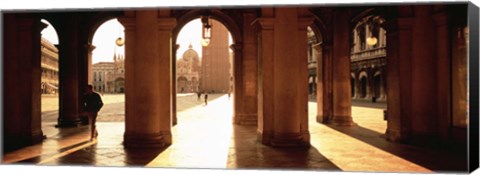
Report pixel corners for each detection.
[3,5,470,151]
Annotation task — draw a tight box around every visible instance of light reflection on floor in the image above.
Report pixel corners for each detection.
[2,94,467,173]
[146,95,233,168]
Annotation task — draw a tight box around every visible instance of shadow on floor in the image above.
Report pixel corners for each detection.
[228,125,341,171]
[325,124,468,172]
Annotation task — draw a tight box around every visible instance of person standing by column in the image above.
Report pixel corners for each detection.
[83,85,103,141]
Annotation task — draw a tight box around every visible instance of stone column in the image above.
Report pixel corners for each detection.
[3,15,45,151]
[257,17,275,145]
[120,11,175,147]
[157,17,176,145]
[172,44,180,126]
[330,9,356,126]
[257,8,310,147]
[297,17,313,142]
[432,12,450,142]
[231,43,254,124]
[318,43,333,123]
[85,44,96,84]
[409,6,438,142]
[313,43,324,122]
[233,12,258,125]
[385,15,413,142]
[118,16,136,145]
[57,15,83,127]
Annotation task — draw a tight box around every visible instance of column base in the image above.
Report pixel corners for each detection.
[257,129,269,145]
[56,117,83,128]
[331,115,357,126]
[269,132,310,147]
[385,128,410,143]
[234,113,257,125]
[316,115,330,124]
[4,130,45,152]
[172,115,177,126]
[124,132,172,148]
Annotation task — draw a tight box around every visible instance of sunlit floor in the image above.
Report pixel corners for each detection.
[2,94,467,173]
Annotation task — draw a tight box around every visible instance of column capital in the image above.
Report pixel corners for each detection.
[85,44,96,52]
[175,44,180,51]
[157,18,177,31]
[118,17,136,31]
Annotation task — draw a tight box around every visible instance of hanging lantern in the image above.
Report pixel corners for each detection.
[201,15,212,47]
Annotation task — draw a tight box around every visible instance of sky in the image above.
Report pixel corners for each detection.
[41,18,232,64]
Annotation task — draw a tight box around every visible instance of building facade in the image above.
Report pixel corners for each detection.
[176,44,201,93]
[350,15,387,102]
[92,51,125,93]
[307,26,319,98]
[40,37,59,94]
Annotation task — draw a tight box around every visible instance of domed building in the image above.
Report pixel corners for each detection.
[176,44,201,93]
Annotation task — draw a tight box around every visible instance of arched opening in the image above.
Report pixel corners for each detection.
[91,18,125,138]
[40,19,60,138]
[177,76,188,93]
[169,15,236,164]
[373,72,382,100]
[360,75,368,98]
[174,16,234,114]
[307,25,321,110]
[452,26,468,128]
[114,77,125,93]
[351,74,356,97]
[350,12,388,135]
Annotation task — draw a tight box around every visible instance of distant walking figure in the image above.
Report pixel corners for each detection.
[83,85,103,141]
[197,91,202,101]
[204,93,208,106]
[228,92,231,100]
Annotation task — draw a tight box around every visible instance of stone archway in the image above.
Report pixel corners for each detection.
[115,77,125,93]
[172,9,246,125]
[177,76,188,93]
[359,72,368,98]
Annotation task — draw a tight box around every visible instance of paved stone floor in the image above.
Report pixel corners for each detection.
[2,94,468,173]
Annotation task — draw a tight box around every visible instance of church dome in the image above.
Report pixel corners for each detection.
[182,44,199,62]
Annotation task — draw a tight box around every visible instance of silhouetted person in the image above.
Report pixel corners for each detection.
[197,91,202,101]
[204,93,208,106]
[228,91,231,100]
[83,85,103,141]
